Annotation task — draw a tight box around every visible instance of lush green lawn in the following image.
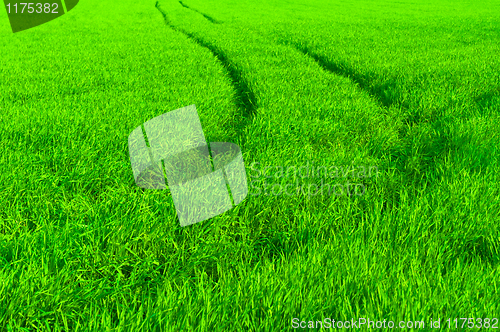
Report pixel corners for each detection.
[1,0,499,330]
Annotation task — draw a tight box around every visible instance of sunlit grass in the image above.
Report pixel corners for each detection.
[0,0,499,330]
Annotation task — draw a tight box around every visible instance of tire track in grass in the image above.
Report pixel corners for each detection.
[158,1,500,313]
[154,2,390,259]
[178,1,222,24]
[151,1,495,270]
[272,38,500,266]
[162,3,483,192]
[249,39,449,216]
[163,2,402,139]
[156,2,451,218]
[165,3,403,130]
[283,42,403,111]
[155,1,256,148]
[169,7,407,213]
[157,2,406,214]
[274,41,406,212]
[279,39,489,219]
[167,3,402,110]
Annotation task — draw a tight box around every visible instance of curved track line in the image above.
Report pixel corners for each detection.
[285,42,403,110]
[166,2,407,115]
[155,1,257,148]
[178,1,223,24]
[165,2,407,114]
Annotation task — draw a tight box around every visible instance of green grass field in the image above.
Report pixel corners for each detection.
[1,0,499,330]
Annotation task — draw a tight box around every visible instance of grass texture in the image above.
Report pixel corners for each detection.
[0,0,499,330]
